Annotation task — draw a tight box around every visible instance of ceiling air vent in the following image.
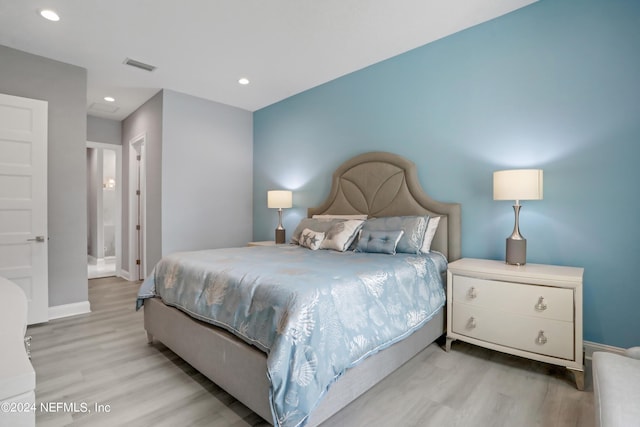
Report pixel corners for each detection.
[123,58,157,72]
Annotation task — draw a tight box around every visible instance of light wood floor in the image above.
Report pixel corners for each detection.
[28,276,595,427]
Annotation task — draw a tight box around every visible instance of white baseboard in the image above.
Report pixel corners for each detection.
[48,301,91,320]
[584,340,626,360]
[119,269,131,281]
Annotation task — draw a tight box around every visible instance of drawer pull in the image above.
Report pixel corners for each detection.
[466,317,477,330]
[536,330,548,345]
[467,287,478,299]
[534,297,547,312]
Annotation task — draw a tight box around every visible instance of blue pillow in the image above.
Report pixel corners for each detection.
[355,230,404,255]
[360,216,428,254]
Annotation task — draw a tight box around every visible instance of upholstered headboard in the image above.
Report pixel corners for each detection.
[308,152,461,261]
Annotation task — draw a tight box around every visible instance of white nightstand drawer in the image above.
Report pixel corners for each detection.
[452,302,574,360]
[452,275,574,322]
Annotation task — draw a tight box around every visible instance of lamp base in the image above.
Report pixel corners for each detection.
[275,228,286,244]
[506,237,526,265]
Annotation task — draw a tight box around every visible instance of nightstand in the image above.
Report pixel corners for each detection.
[445,258,585,390]
[247,241,276,247]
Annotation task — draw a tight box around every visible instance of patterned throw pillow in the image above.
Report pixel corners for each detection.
[320,219,365,252]
[360,216,428,254]
[355,230,404,255]
[290,218,345,244]
[299,228,325,250]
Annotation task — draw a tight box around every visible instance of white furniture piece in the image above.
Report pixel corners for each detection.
[445,258,584,390]
[592,347,640,427]
[0,276,36,427]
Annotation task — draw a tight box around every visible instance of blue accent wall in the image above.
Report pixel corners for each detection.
[253,0,640,348]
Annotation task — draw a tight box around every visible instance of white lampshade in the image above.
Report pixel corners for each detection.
[493,169,543,202]
[267,190,292,209]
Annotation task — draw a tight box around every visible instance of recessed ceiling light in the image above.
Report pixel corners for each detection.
[104,96,115,102]
[238,78,250,85]
[39,9,60,22]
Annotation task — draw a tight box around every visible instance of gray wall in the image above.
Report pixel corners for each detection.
[162,90,253,254]
[0,45,88,307]
[121,91,163,276]
[87,115,122,145]
[120,89,253,276]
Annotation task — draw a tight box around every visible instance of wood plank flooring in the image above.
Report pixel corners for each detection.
[28,276,594,427]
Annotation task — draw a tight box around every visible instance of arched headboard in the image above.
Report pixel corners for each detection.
[308,152,461,261]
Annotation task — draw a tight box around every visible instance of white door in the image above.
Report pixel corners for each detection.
[0,93,48,324]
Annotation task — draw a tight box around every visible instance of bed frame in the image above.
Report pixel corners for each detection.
[144,151,461,426]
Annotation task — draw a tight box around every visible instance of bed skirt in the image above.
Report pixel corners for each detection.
[144,297,445,426]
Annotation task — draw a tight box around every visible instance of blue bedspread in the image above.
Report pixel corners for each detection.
[137,245,446,427]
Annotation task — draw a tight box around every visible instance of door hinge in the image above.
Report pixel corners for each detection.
[136,190,140,195]
[136,259,141,265]
[24,336,32,359]
[136,225,140,231]
[137,155,141,161]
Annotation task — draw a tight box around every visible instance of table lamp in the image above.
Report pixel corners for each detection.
[267,190,292,244]
[493,169,543,265]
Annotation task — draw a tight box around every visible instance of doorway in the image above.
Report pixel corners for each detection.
[86,141,122,279]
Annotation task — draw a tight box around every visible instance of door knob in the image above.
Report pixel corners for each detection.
[27,235,46,242]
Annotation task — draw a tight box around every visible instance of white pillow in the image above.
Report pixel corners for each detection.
[320,219,365,252]
[312,214,368,220]
[299,228,325,250]
[420,216,441,253]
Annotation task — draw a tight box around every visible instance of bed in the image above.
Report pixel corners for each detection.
[139,151,461,427]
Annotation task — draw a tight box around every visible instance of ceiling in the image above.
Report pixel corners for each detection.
[0,0,536,121]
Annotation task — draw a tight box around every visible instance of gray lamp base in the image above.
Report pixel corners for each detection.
[506,238,526,265]
[275,229,286,244]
